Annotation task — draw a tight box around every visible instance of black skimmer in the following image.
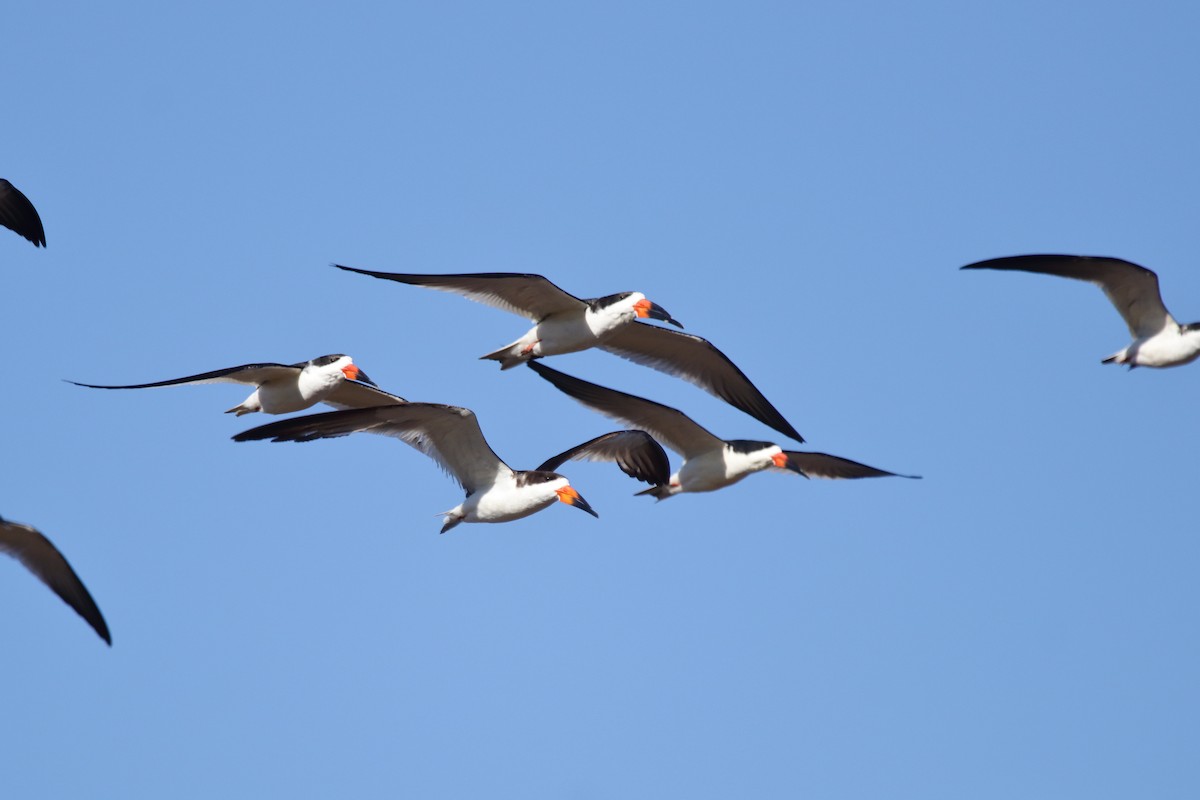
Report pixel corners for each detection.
[69,354,403,415]
[527,361,917,500]
[1,516,110,644]
[233,404,669,532]
[0,179,46,247]
[962,254,1200,368]
[334,265,804,442]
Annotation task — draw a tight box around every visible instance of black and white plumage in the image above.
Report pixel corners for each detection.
[0,179,46,248]
[333,266,681,365]
[233,403,667,532]
[0,516,110,644]
[527,361,917,500]
[962,254,1200,368]
[69,354,403,415]
[334,265,804,442]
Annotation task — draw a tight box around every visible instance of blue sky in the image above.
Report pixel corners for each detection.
[4,2,1199,797]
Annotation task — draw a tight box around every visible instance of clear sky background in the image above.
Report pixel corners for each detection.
[4,2,1199,797]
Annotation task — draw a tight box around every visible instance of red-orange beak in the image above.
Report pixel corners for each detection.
[633,298,683,328]
[773,451,807,476]
[340,364,376,385]
[556,485,598,518]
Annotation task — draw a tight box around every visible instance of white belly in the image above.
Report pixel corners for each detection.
[1130,329,1200,368]
[256,372,338,413]
[463,487,557,524]
[529,306,635,357]
[676,450,763,493]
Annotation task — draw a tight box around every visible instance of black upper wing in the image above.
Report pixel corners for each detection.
[334,266,585,321]
[782,451,919,480]
[536,430,671,486]
[67,363,299,390]
[600,323,804,443]
[0,179,46,247]
[961,254,1173,339]
[0,517,111,644]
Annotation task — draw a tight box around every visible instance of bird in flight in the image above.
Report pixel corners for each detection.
[69,354,403,415]
[334,266,804,442]
[526,361,916,500]
[962,254,1200,368]
[233,402,669,532]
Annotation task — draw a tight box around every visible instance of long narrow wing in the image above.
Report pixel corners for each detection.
[782,452,919,480]
[0,179,46,247]
[323,380,408,410]
[67,363,300,390]
[537,430,671,486]
[0,517,111,644]
[527,361,725,459]
[334,266,585,321]
[961,255,1174,339]
[234,403,510,494]
[599,323,804,443]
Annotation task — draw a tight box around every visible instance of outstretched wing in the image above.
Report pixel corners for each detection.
[0,179,46,247]
[782,451,919,480]
[334,266,585,321]
[67,363,299,390]
[599,323,804,443]
[537,430,671,486]
[0,517,111,644]
[962,254,1174,339]
[234,403,510,494]
[527,361,725,459]
[323,380,409,410]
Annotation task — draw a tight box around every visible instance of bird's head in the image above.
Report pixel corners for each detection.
[629,292,683,328]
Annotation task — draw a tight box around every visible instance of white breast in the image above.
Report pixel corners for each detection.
[257,366,341,413]
[527,296,640,357]
[457,477,563,524]
[677,447,771,493]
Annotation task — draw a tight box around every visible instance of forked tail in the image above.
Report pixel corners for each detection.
[479,342,529,370]
[634,484,675,501]
[1102,347,1131,366]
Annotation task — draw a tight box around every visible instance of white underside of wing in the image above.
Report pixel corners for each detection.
[323,381,408,409]
[347,404,512,493]
[396,274,584,321]
[1094,277,1176,340]
[969,255,1177,340]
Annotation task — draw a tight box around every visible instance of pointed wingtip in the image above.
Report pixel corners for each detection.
[778,423,805,445]
[78,606,112,646]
